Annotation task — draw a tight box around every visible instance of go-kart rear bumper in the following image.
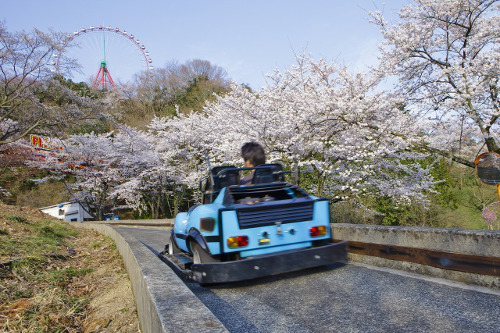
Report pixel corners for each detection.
[190,240,347,284]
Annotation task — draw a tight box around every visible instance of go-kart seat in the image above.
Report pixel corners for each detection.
[202,166,240,204]
[212,165,240,191]
[252,164,284,184]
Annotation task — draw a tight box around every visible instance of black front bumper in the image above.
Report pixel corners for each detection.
[190,240,347,284]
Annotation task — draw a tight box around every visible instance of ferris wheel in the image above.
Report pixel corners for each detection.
[52,25,153,90]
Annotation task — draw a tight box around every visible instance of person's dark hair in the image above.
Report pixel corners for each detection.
[241,142,266,166]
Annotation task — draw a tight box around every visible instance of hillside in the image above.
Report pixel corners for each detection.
[0,202,139,332]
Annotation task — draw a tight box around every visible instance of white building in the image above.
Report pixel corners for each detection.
[40,201,94,222]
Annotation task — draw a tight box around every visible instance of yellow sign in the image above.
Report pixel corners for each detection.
[30,135,63,151]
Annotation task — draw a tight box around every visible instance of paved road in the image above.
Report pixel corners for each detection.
[123,227,500,333]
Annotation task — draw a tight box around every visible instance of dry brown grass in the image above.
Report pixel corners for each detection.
[0,202,140,332]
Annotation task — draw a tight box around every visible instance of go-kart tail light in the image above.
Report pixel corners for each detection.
[200,218,215,232]
[227,236,249,248]
[310,226,327,237]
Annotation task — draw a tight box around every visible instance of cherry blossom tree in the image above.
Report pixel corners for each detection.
[107,125,179,219]
[27,122,199,219]
[28,131,121,220]
[151,56,436,205]
[370,0,500,165]
[482,201,500,229]
[148,111,215,214]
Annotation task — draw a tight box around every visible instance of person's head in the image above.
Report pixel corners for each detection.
[241,141,266,167]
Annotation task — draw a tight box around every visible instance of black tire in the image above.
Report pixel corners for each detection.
[190,242,219,264]
[168,236,181,255]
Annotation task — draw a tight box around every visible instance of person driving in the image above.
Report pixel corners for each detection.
[240,141,266,185]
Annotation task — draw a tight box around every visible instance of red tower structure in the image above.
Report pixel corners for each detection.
[92,60,115,90]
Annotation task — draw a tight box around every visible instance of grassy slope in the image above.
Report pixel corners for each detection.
[438,166,498,229]
[0,202,139,332]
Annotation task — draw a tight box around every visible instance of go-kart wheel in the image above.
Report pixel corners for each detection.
[191,242,219,264]
[168,236,181,255]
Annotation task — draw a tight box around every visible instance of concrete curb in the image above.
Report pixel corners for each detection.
[79,223,228,333]
[91,219,174,229]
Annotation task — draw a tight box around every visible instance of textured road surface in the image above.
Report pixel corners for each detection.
[125,227,500,333]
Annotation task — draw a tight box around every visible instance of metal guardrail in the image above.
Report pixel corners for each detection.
[332,223,500,289]
[338,240,500,277]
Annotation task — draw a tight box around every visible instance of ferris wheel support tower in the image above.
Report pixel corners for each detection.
[92,61,115,90]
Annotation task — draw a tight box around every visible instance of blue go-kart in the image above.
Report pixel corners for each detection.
[162,164,347,284]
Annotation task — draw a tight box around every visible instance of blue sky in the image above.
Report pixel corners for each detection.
[2,0,407,90]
